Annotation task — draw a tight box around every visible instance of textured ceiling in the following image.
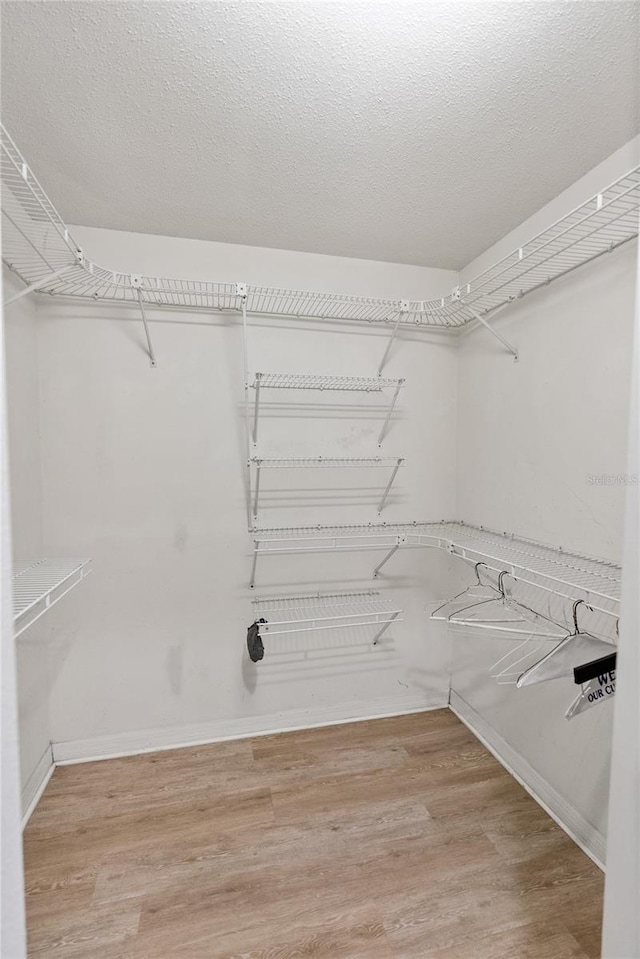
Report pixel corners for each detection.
[2,1,639,269]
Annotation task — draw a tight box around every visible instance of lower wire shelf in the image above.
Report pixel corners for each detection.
[252,590,403,646]
[13,558,92,638]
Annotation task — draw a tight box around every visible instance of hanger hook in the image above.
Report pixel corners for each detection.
[572,599,585,633]
[475,562,489,585]
[497,570,512,596]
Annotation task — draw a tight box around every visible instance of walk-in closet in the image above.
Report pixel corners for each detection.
[1,3,639,958]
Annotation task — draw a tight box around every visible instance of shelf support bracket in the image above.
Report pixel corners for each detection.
[249,544,259,589]
[3,264,75,307]
[378,458,403,514]
[466,305,518,361]
[133,283,157,367]
[378,379,404,447]
[252,460,262,522]
[252,372,261,445]
[373,535,406,578]
[378,304,407,375]
[373,610,401,645]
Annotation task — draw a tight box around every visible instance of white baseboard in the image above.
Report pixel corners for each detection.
[21,744,54,829]
[53,694,448,765]
[449,690,606,870]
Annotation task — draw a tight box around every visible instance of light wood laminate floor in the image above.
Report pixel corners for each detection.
[23,710,603,958]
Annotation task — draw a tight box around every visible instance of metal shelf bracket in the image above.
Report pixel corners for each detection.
[4,262,77,308]
[378,457,404,514]
[466,304,519,361]
[378,300,408,375]
[132,278,157,367]
[373,535,407,578]
[378,379,404,446]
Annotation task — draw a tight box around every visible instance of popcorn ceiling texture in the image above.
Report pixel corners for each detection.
[1,1,638,268]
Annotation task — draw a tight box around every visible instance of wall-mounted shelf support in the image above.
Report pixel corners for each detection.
[378,302,407,374]
[378,379,404,446]
[378,457,404,513]
[252,371,262,445]
[133,281,157,367]
[372,609,401,645]
[3,263,75,307]
[466,304,519,361]
[373,536,407,578]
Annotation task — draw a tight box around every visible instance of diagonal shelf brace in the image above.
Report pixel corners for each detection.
[252,372,261,445]
[377,305,406,375]
[373,535,407,578]
[378,379,404,446]
[252,460,262,522]
[249,542,259,589]
[378,458,404,513]
[133,282,157,367]
[466,304,518,361]
[3,263,76,307]
[372,609,401,645]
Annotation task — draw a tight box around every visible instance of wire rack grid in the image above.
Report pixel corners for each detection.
[251,590,403,641]
[3,123,638,330]
[13,558,92,637]
[250,521,621,613]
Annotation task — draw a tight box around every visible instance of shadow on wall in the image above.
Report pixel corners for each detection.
[241,630,401,693]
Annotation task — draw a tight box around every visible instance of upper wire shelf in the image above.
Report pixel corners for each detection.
[3,123,638,329]
[252,590,402,645]
[13,558,91,638]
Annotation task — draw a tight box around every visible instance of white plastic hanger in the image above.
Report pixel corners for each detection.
[517,600,614,688]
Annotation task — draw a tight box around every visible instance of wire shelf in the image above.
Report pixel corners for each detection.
[3,123,637,328]
[451,169,640,324]
[251,373,403,392]
[12,558,91,638]
[250,521,621,611]
[252,590,403,641]
[251,456,403,469]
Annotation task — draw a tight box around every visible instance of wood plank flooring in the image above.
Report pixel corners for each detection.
[23,710,604,958]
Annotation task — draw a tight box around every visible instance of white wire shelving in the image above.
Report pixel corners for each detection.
[248,372,404,447]
[3,122,639,342]
[252,590,403,646]
[249,521,621,618]
[250,456,404,521]
[12,559,92,638]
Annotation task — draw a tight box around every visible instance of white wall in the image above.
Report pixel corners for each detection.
[1,268,27,958]
[28,232,459,757]
[3,267,54,814]
[451,139,639,858]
